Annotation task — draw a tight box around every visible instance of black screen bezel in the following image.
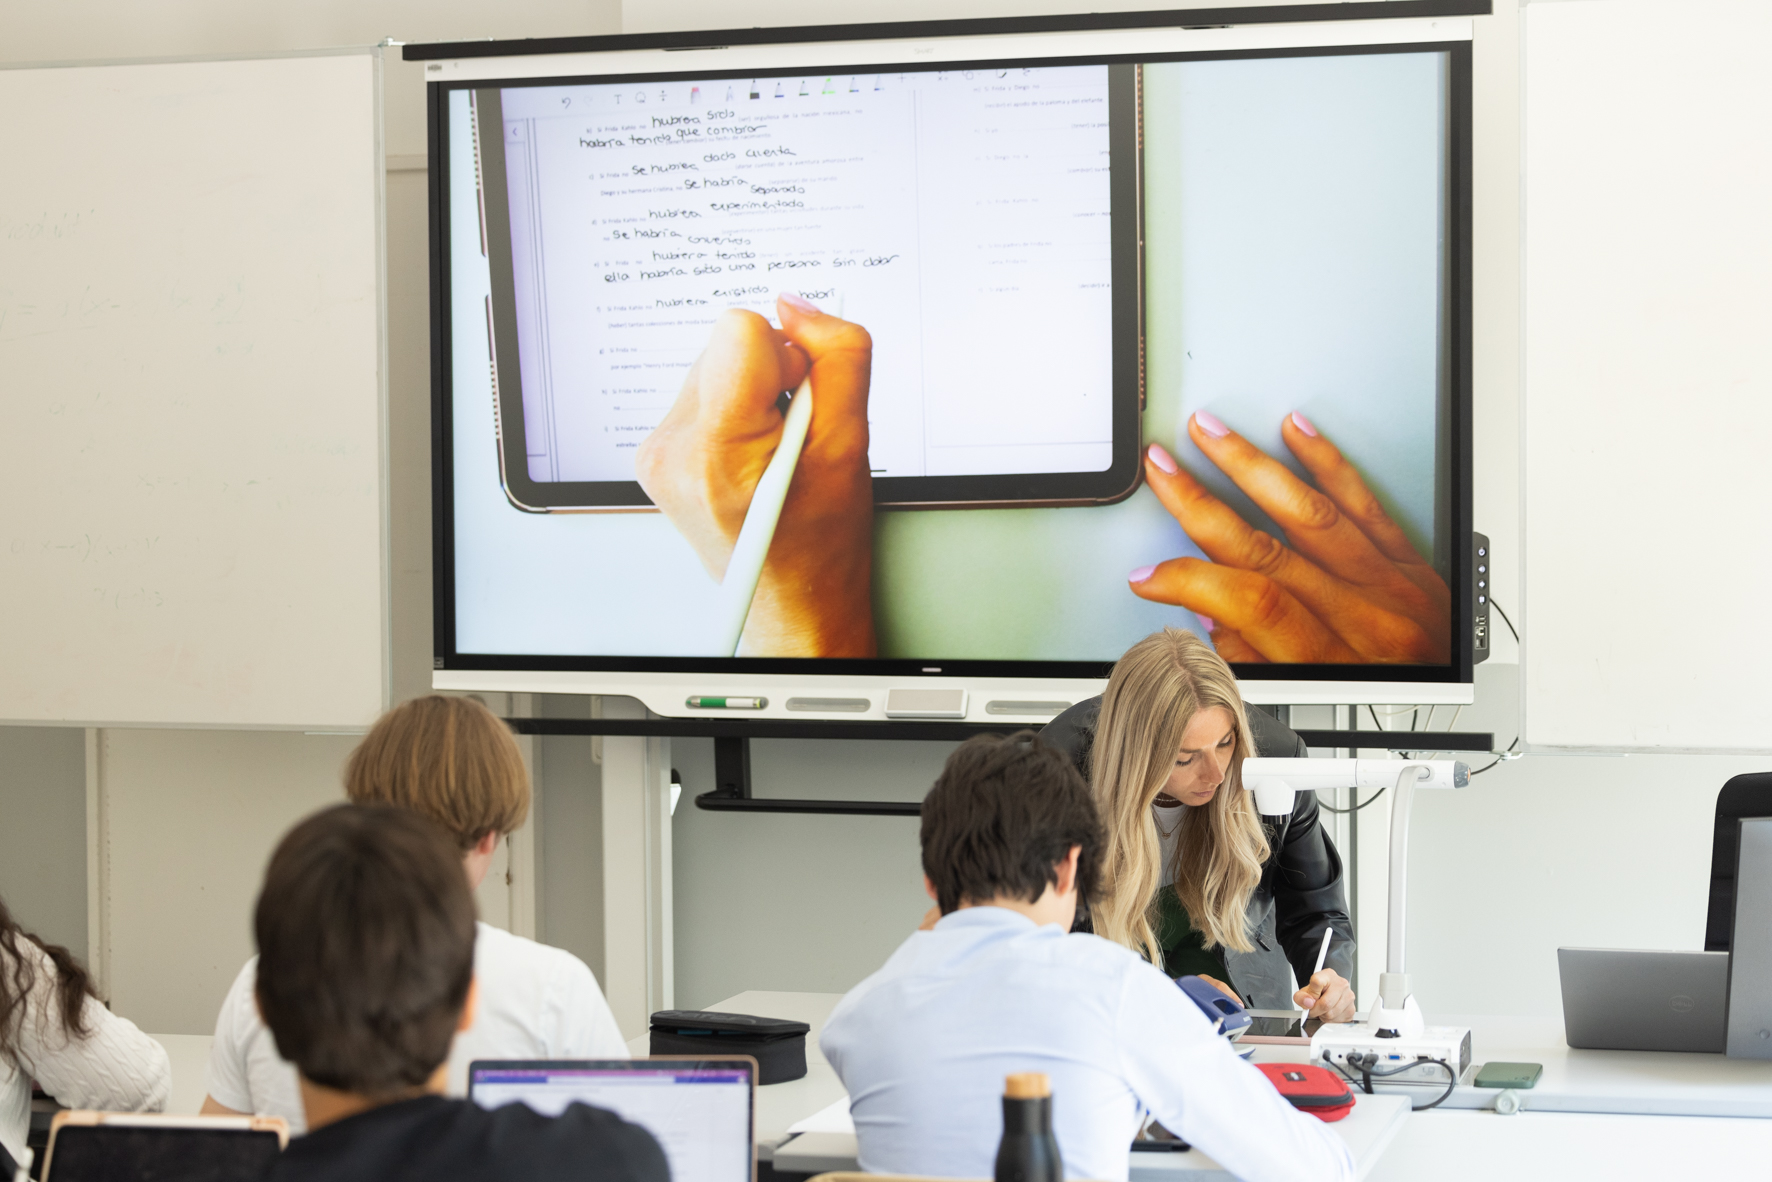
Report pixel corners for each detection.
[473,64,1143,512]
[429,34,1475,686]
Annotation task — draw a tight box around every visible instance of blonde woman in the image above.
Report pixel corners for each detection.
[1043,629,1356,1019]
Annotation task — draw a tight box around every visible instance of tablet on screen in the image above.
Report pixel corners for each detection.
[473,63,1143,512]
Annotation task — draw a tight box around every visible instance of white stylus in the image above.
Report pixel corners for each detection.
[1304,928,1334,1012]
[713,376,813,656]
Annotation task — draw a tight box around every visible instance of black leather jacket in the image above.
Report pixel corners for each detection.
[1042,697,1355,1009]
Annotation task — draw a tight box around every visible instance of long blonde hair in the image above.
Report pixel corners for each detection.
[1090,628,1270,962]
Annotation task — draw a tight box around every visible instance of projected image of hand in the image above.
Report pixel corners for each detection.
[635,294,877,658]
[1129,412,1450,664]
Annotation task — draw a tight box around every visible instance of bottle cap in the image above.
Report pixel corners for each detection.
[1004,1073,1051,1099]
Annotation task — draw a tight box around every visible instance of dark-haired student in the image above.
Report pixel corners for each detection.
[820,734,1353,1182]
[0,893,169,1176]
[253,804,667,1182]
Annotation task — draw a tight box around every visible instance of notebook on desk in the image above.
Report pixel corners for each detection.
[1558,947,1729,1052]
[469,1057,756,1182]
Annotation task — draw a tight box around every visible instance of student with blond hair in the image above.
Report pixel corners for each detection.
[252,804,663,1182]
[202,695,626,1133]
[1043,628,1356,1018]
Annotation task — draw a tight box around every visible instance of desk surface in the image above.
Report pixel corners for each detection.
[770,1094,1409,1182]
[1245,1012,1772,1118]
[1428,1014,1772,1117]
[151,1033,213,1117]
[714,990,1410,1179]
[628,990,848,1160]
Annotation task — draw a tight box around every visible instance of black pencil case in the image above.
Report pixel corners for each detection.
[648,1010,811,1084]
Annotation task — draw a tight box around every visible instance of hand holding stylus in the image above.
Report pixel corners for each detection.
[1130,412,1451,665]
[635,294,876,658]
[1292,930,1355,1022]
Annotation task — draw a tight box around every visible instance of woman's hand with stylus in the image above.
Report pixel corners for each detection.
[636,294,876,657]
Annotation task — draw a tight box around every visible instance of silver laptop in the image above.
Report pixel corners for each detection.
[1558,948,1729,1052]
[469,1057,757,1182]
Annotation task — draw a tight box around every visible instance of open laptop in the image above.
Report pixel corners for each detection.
[1558,948,1729,1052]
[469,1058,756,1182]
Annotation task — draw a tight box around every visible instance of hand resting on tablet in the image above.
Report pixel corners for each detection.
[1130,412,1451,665]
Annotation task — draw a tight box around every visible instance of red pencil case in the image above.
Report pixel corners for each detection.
[1254,1063,1356,1122]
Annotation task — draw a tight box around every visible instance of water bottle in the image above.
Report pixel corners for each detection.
[994,1072,1062,1182]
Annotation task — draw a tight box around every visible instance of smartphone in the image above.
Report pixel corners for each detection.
[1474,1061,1543,1089]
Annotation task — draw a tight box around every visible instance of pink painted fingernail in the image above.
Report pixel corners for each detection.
[1146,443,1178,474]
[1290,411,1319,438]
[1196,614,1216,633]
[1128,565,1156,584]
[778,292,820,313]
[1192,410,1229,439]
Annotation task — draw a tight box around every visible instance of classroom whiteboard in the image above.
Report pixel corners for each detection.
[1521,0,1772,751]
[0,51,386,729]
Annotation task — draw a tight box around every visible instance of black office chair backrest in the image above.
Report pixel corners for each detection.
[1705,772,1772,951]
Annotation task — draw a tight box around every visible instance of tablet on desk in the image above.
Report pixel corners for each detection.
[41,1112,287,1182]
[470,65,1143,512]
[1238,1009,1325,1045]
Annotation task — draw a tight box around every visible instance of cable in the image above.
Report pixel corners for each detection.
[1468,735,1521,776]
[1316,786,1387,815]
[1491,600,1519,643]
[1330,1054,1458,1111]
[1464,598,1524,773]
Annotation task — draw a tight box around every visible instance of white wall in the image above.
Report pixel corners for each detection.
[0,728,87,960]
[670,738,953,1008]
[2,0,1761,1042]
[95,730,357,1031]
[621,0,1767,1027]
[0,0,612,1032]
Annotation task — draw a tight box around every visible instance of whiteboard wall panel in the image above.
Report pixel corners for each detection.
[0,50,387,728]
[1521,0,1772,751]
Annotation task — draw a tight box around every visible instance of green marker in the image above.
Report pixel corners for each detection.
[686,696,767,709]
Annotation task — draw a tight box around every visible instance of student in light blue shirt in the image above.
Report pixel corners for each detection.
[820,733,1354,1182]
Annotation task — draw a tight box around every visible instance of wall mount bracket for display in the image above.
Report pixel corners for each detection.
[507,717,1494,815]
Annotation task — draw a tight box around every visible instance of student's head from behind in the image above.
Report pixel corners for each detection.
[345,694,529,881]
[254,804,477,1099]
[920,732,1104,928]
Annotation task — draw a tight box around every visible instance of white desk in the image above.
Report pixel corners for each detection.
[149,1033,213,1116]
[1367,1110,1772,1179]
[626,990,849,1161]
[1247,1015,1772,1179]
[770,1094,1408,1181]
[1435,1013,1772,1117]
[684,991,1408,1178]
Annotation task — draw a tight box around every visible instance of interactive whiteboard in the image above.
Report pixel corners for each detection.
[1522,0,1772,751]
[0,50,386,729]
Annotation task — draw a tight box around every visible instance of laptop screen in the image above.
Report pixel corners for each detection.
[470,1059,753,1182]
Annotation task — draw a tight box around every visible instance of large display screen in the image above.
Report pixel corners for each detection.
[431,28,1472,684]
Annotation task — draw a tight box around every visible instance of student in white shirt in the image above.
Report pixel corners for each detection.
[1,895,169,1174]
[201,695,626,1134]
[820,733,1354,1182]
